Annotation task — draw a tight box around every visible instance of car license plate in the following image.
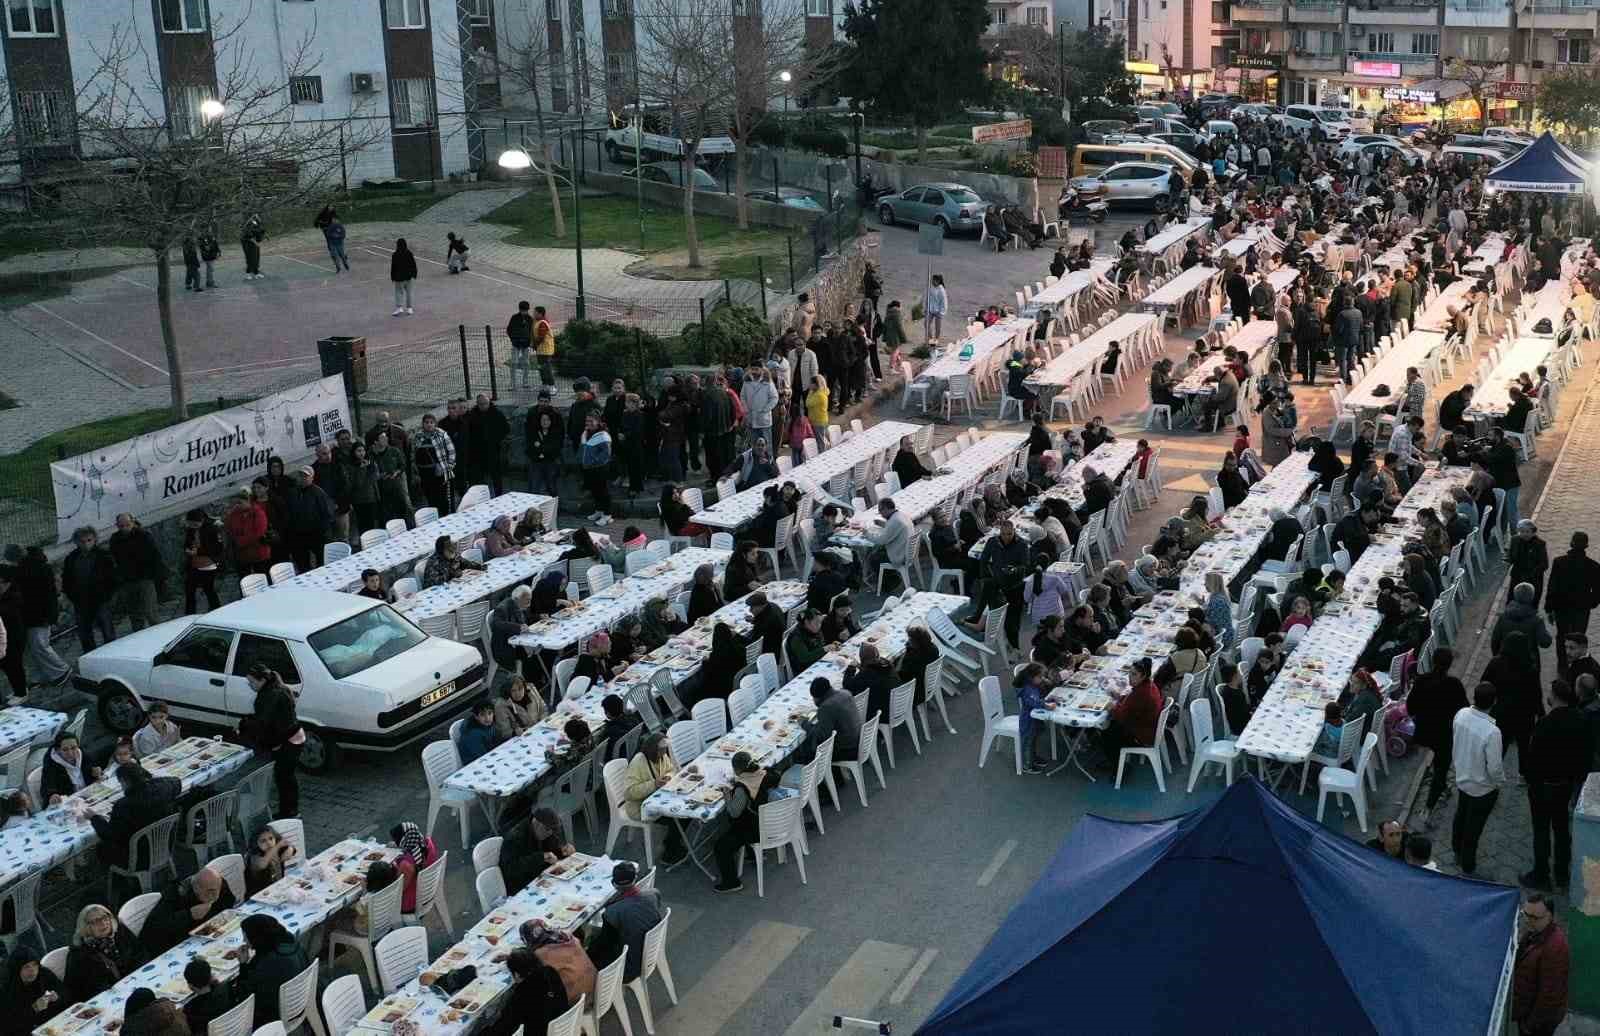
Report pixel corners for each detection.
[420,681,457,709]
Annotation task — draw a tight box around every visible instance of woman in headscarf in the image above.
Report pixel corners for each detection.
[530,567,569,620]
[41,730,101,804]
[687,563,723,623]
[235,915,310,1026]
[513,505,547,544]
[422,535,485,588]
[519,920,597,1008]
[389,821,441,916]
[7,950,65,1028]
[65,904,139,1003]
[699,622,744,703]
[638,597,684,651]
[982,483,1010,518]
[483,515,523,559]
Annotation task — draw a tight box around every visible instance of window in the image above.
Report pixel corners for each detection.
[607,53,624,91]
[464,0,491,25]
[1464,34,1489,60]
[1289,28,1305,49]
[731,0,747,13]
[309,606,426,679]
[15,90,70,144]
[6,0,56,36]
[1410,32,1438,56]
[602,0,628,13]
[551,82,568,111]
[807,0,828,13]
[159,0,206,33]
[231,634,302,684]
[1371,31,1394,53]
[923,189,945,205]
[168,84,217,139]
[546,0,561,18]
[163,627,235,673]
[384,0,425,28]
[1318,30,1339,54]
[1026,6,1047,25]
[993,7,1007,25]
[391,77,434,127]
[1558,36,1591,64]
[289,75,323,104]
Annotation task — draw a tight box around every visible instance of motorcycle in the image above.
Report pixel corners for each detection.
[1057,184,1108,224]
[856,174,895,211]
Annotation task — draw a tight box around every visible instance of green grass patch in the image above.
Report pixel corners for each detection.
[0,401,227,508]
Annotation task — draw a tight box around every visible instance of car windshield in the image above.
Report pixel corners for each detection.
[309,605,427,679]
[1316,111,1345,122]
[945,188,980,204]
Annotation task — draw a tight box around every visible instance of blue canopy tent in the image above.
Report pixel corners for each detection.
[916,778,1519,1036]
[1486,131,1590,195]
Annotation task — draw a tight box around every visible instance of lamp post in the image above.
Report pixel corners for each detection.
[779,69,792,113]
[498,143,586,320]
[199,98,225,121]
[848,111,864,192]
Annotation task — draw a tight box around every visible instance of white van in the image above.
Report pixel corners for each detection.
[1275,104,1352,141]
[1441,144,1511,167]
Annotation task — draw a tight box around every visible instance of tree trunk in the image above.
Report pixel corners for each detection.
[543,141,566,238]
[155,248,188,420]
[734,134,750,229]
[684,150,702,269]
[916,123,928,164]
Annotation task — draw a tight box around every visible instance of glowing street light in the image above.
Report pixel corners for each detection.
[199,98,226,121]
[498,145,586,319]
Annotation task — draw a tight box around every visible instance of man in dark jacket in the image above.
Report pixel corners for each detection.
[745,592,786,659]
[1521,679,1593,892]
[91,763,182,870]
[981,520,1032,650]
[1334,299,1363,386]
[282,467,336,573]
[566,381,602,455]
[311,443,351,545]
[700,374,735,481]
[1292,294,1322,385]
[465,393,511,496]
[0,565,26,701]
[1224,265,1251,325]
[585,862,663,982]
[1333,498,1377,564]
[364,411,411,476]
[61,525,119,652]
[140,865,237,956]
[1076,467,1116,522]
[489,585,539,678]
[109,513,164,632]
[1545,531,1600,646]
[805,552,851,614]
[1512,893,1570,1036]
[793,676,860,764]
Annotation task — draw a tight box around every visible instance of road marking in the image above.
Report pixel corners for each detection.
[889,948,939,1005]
[977,838,1017,887]
[662,903,703,941]
[30,302,169,375]
[359,244,584,303]
[656,920,808,1036]
[779,940,919,1036]
[273,252,339,273]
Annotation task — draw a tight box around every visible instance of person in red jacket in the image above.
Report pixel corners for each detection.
[389,821,440,915]
[1102,656,1164,760]
[225,486,271,576]
[1513,893,1569,1036]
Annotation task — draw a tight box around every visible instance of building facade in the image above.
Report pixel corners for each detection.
[1097,0,1220,95]
[1,0,484,183]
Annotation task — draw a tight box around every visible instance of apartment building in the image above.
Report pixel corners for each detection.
[1,0,480,183]
[1097,0,1218,94]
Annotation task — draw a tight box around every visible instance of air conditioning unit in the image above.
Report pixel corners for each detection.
[1350,24,1365,38]
[351,72,377,94]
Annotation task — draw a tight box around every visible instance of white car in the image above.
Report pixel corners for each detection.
[1274,104,1351,141]
[77,590,488,769]
[1070,161,1182,212]
[1482,127,1534,144]
[1202,120,1240,144]
[1349,140,1426,170]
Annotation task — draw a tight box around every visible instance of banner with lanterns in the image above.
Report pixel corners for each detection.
[50,376,351,544]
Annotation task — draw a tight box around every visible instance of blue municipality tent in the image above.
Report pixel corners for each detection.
[1486,131,1590,195]
[916,778,1520,1036]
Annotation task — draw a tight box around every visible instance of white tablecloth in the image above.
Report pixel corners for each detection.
[38,838,405,1036]
[1179,451,1318,595]
[1520,279,1574,336]
[1466,335,1559,419]
[691,420,919,529]
[447,583,810,801]
[839,433,1027,540]
[1029,440,1140,514]
[394,543,576,622]
[1140,216,1211,267]
[919,317,1034,383]
[273,493,551,592]
[1142,264,1221,309]
[1218,224,1286,260]
[0,706,66,756]
[1411,280,1475,333]
[1342,329,1447,411]
[1041,590,1201,713]
[1023,260,1115,313]
[1234,605,1382,764]
[509,547,729,653]
[1025,314,1162,390]
[357,854,622,1036]
[643,591,967,823]
[1173,323,1277,397]
[1,738,253,886]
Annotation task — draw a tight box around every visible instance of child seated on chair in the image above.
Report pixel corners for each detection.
[331,859,399,937]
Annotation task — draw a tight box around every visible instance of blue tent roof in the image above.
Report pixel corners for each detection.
[916,778,1519,1036]
[1487,131,1590,194]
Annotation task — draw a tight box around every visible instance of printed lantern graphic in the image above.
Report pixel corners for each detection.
[255,409,268,439]
[133,462,151,500]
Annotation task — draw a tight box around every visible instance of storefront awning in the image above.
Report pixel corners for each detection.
[1403,78,1471,101]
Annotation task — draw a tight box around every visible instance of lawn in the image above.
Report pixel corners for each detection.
[0,401,226,508]
[483,191,809,285]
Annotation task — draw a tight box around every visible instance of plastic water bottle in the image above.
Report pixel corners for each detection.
[959,341,974,360]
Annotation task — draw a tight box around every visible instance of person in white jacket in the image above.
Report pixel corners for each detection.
[740,367,778,444]
[924,274,948,342]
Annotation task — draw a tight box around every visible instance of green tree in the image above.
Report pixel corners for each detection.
[1536,66,1600,143]
[1060,28,1137,122]
[837,0,992,161]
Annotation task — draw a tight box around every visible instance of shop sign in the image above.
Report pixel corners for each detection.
[971,119,1032,143]
[1351,59,1402,78]
[1125,61,1162,75]
[1232,53,1282,70]
[1495,81,1535,100]
[1382,86,1437,103]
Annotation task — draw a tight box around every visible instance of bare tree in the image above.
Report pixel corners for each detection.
[989,26,1057,90]
[495,6,592,237]
[1441,56,1510,134]
[49,10,386,419]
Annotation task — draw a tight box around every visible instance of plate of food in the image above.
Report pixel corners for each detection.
[367,996,421,1029]
[543,853,594,881]
[689,785,724,806]
[543,896,589,928]
[447,979,502,1014]
[192,911,243,940]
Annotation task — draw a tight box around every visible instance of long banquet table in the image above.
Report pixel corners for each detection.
[1025,314,1162,390]
[0,706,66,756]
[1341,328,1448,412]
[509,547,729,653]
[917,317,1034,384]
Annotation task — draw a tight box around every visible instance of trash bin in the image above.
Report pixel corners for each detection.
[317,336,368,393]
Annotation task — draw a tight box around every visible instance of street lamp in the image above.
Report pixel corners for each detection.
[199,98,225,120]
[498,144,586,320]
[779,69,792,113]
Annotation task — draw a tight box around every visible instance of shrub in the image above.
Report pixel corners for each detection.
[1007,151,1038,178]
[552,320,674,387]
[748,121,788,149]
[791,126,851,158]
[676,302,771,367]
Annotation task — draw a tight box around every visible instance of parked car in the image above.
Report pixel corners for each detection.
[1201,119,1240,144]
[622,161,721,190]
[746,187,826,211]
[1150,130,1200,155]
[1233,103,1282,121]
[76,590,487,770]
[1452,134,1527,157]
[875,182,986,233]
[1350,140,1426,170]
[1082,119,1131,144]
[1069,161,1181,213]
[604,126,735,163]
[1274,104,1351,141]
[1137,102,1183,121]
[1483,126,1535,144]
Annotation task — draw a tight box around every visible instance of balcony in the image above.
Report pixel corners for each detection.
[1516,0,1598,29]
[1348,0,1445,23]
[1446,0,1515,26]
[1346,49,1441,72]
[1229,0,1285,21]
[1289,0,1344,22]
[1286,49,1345,69]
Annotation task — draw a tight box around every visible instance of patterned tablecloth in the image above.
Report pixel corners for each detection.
[446,582,810,801]
[0,706,67,756]
[1027,440,1140,516]
[835,433,1028,546]
[1041,590,1202,715]
[1178,451,1319,596]
[691,421,919,530]
[1342,328,1448,412]
[509,548,729,653]
[642,591,967,824]
[36,838,403,1036]
[1025,314,1162,390]
[393,542,576,622]
[1021,260,1116,314]
[1141,264,1221,310]
[1465,334,1559,419]
[2,737,253,887]
[918,317,1034,384]
[1172,321,1280,398]
[273,493,551,592]
[355,854,621,1036]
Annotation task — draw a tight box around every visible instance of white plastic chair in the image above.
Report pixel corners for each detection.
[625,907,679,1033]
[977,676,1022,774]
[0,872,44,954]
[253,1023,287,1036]
[476,866,507,913]
[107,812,181,896]
[414,506,440,526]
[359,529,388,550]
[117,891,162,938]
[459,484,491,509]
[736,795,807,898]
[1186,698,1240,792]
[692,698,728,746]
[324,541,353,564]
[781,732,834,835]
[326,871,404,992]
[422,740,474,845]
[710,532,735,551]
[876,680,921,767]
[320,974,366,1036]
[1299,713,1366,795]
[373,929,430,998]
[547,995,587,1036]
[207,994,256,1036]
[471,835,503,875]
[667,720,703,770]
[832,713,885,806]
[268,561,296,584]
[239,573,270,597]
[602,758,657,868]
[277,959,323,1036]
[1317,732,1380,831]
[385,518,408,537]
[211,852,246,902]
[1114,699,1175,792]
[402,850,453,936]
[587,953,634,1036]
[728,683,759,728]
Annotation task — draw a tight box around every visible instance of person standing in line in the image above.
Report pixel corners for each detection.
[1545,531,1600,648]
[390,238,417,316]
[465,393,510,497]
[412,412,457,517]
[507,300,535,393]
[108,513,163,633]
[1520,679,1591,893]
[182,509,224,614]
[238,663,304,819]
[58,526,118,652]
[197,229,221,288]
[1512,893,1570,1036]
[579,414,614,520]
[182,236,202,293]
[1451,681,1505,876]
[0,566,28,703]
[323,215,350,273]
[10,547,67,690]
[532,305,556,387]
[924,274,947,342]
[240,214,265,279]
